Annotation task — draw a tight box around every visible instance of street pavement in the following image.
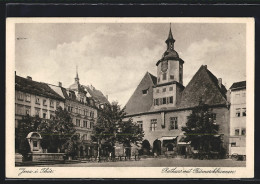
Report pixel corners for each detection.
[39,158,246,167]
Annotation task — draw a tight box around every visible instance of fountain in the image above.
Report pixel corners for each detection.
[26,132,65,161]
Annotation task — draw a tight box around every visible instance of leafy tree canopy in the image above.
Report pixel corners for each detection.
[181,103,222,153]
[16,106,76,153]
[92,101,144,147]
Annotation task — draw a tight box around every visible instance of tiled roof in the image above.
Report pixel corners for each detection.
[230,81,246,90]
[179,65,228,108]
[148,72,157,85]
[83,85,109,104]
[15,75,64,101]
[124,72,156,115]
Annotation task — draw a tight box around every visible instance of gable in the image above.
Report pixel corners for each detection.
[124,72,156,115]
[179,65,228,108]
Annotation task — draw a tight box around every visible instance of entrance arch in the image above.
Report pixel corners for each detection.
[153,139,162,155]
[141,140,151,155]
[166,143,174,151]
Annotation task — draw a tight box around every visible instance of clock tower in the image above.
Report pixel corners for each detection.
[153,24,185,109]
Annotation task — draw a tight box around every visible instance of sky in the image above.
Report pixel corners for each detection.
[15,22,246,106]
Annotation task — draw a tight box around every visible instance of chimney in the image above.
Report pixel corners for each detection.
[27,76,32,80]
[58,82,62,87]
[204,65,207,69]
[106,95,108,100]
[218,78,222,88]
[15,71,16,76]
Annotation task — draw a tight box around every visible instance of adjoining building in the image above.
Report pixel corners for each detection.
[15,69,109,158]
[228,81,246,158]
[15,74,65,152]
[48,70,110,158]
[124,26,230,156]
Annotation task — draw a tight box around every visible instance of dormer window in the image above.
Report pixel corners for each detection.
[142,89,148,95]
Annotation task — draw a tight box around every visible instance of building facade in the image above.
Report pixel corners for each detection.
[228,81,246,157]
[49,70,109,157]
[16,70,109,158]
[15,75,65,128]
[124,26,230,156]
[15,74,65,152]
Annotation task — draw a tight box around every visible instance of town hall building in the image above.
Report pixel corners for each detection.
[124,26,230,156]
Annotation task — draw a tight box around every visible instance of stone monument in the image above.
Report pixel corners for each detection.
[26,132,65,162]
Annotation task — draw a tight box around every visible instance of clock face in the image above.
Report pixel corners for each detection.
[161,60,168,73]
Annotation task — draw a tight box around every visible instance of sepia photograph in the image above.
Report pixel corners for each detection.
[6,18,254,178]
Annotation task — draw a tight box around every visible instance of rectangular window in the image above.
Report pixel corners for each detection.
[18,106,24,115]
[25,108,31,116]
[170,75,174,80]
[56,101,60,107]
[25,93,31,102]
[241,128,246,136]
[43,99,47,106]
[170,117,178,130]
[158,77,160,83]
[169,87,173,91]
[35,97,40,104]
[75,107,78,114]
[18,92,23,101]
[43,112,47,119]
[235,129,240,136]
[169,96,173,104]
[163,88,166,92]
[83,121,87,128]
[76,119,80,127]
[137,121,143,131]
[235,108,241,117]
[163,73,167,80]
[242,108,246,116]
[35,108,40,117]
[150,119,157,131]
[156,99,159,106]
[50,100,54,107]
[162,98,166,105]
[231,142,236,147]
[90,121,93,129]
[154,99,159,106]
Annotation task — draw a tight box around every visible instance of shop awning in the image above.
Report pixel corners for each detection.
[178,141,191,145]
[159,136,177,141]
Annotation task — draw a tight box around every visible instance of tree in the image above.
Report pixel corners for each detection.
[92,102,144,156]
[66,135,79,159]
[38,106,76,153]
[16,107,76,154]
[16,114,42,156]
[181,103,223,154]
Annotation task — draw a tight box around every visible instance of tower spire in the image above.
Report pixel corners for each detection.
[165,23,175,50]
[75,65,79,82]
